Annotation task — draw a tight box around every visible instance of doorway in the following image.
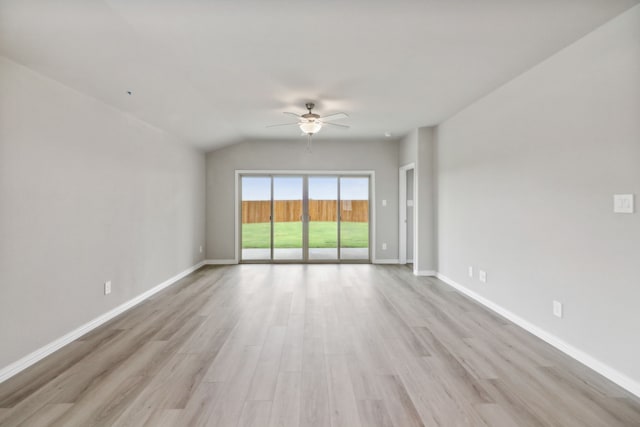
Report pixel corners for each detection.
[239,173,371,263]
[399,163,416,267]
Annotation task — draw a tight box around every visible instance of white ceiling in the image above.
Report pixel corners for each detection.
[1,0,637,151]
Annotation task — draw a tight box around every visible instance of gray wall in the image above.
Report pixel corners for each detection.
[0,57,206,368]
[416,128,437,273]
[206,139,399,261]
[398,128,437,273]
[398,129,418,166]
[399,133,416,265]
[437,5,640,383]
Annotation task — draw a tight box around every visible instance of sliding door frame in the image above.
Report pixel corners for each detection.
[236,170,375,264]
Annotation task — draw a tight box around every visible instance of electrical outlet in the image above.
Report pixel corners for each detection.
[613,194,634,213]
[553,300,563,318]
[199,245,203,253]
[468,266,474,278]
[104,281,112,295]
[382,243,387,250]
[479,270,487,283]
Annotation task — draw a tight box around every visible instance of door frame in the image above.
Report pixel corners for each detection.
[235,170,375,264]
[399,163,416,266]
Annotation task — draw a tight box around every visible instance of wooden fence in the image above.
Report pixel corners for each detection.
[242,200,369,223]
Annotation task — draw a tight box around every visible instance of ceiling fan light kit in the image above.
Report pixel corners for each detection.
[299,121,322,135]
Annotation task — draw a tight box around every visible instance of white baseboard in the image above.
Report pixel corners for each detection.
[373,259,400,264]
[205,259,238,265]
[0,261,206,384]
[415,270,436,276]
[436,273,640,399]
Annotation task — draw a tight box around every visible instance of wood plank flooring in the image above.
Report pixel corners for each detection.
[1,264,639,426]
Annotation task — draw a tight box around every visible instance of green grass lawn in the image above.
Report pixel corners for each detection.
[242,221,368,248]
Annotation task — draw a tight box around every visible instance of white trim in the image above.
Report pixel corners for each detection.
[235,170,376,263]
[415,270,436,276]
[373,259,400,264]
[398,163,415,265]
[205,259,238,265]
[235,169,376,175]
[0,261,206,384]
[435,273,640,398]
[234,170,240,264]
[370,172,376,262]
[399,166,406,264]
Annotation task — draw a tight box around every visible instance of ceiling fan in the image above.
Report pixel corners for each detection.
[267,102,350,148]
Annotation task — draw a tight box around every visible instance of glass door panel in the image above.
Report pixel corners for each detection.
[339,177,369,260]
[241,176,272,261]
[308,176,338,260]
[273,176,303,260]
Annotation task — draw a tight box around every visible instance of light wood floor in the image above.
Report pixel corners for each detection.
[1,265,639,426]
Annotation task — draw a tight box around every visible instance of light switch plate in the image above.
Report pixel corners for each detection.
[468,266,473,278]
[553,300,563,318]
[614,194,634,213]
[382,199,387,207]
[479,270,487,283]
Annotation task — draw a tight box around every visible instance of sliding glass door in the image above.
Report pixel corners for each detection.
[273,176,304,260]
[241,176,271,261]
[339,177,369,260]
[240,174,370,263]
[308,176,338,260]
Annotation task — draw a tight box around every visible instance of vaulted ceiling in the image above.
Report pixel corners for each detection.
[1,0,637,150]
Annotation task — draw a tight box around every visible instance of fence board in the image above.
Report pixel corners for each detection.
[242,200,368,223]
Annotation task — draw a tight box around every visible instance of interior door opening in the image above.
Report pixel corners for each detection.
[399,164,415,269]
[240,173,371,263]
[405,169,414,266]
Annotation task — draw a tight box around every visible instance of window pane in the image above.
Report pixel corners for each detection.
[273,176,303,260]
[241,177,271,260]
[340,177,369,260]
[309,177,338,260]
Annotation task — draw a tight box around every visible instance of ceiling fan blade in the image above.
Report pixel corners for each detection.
[319,112,349,122]
[283,112,302,118]
[323,122,350,129]
[266,122,300,128]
